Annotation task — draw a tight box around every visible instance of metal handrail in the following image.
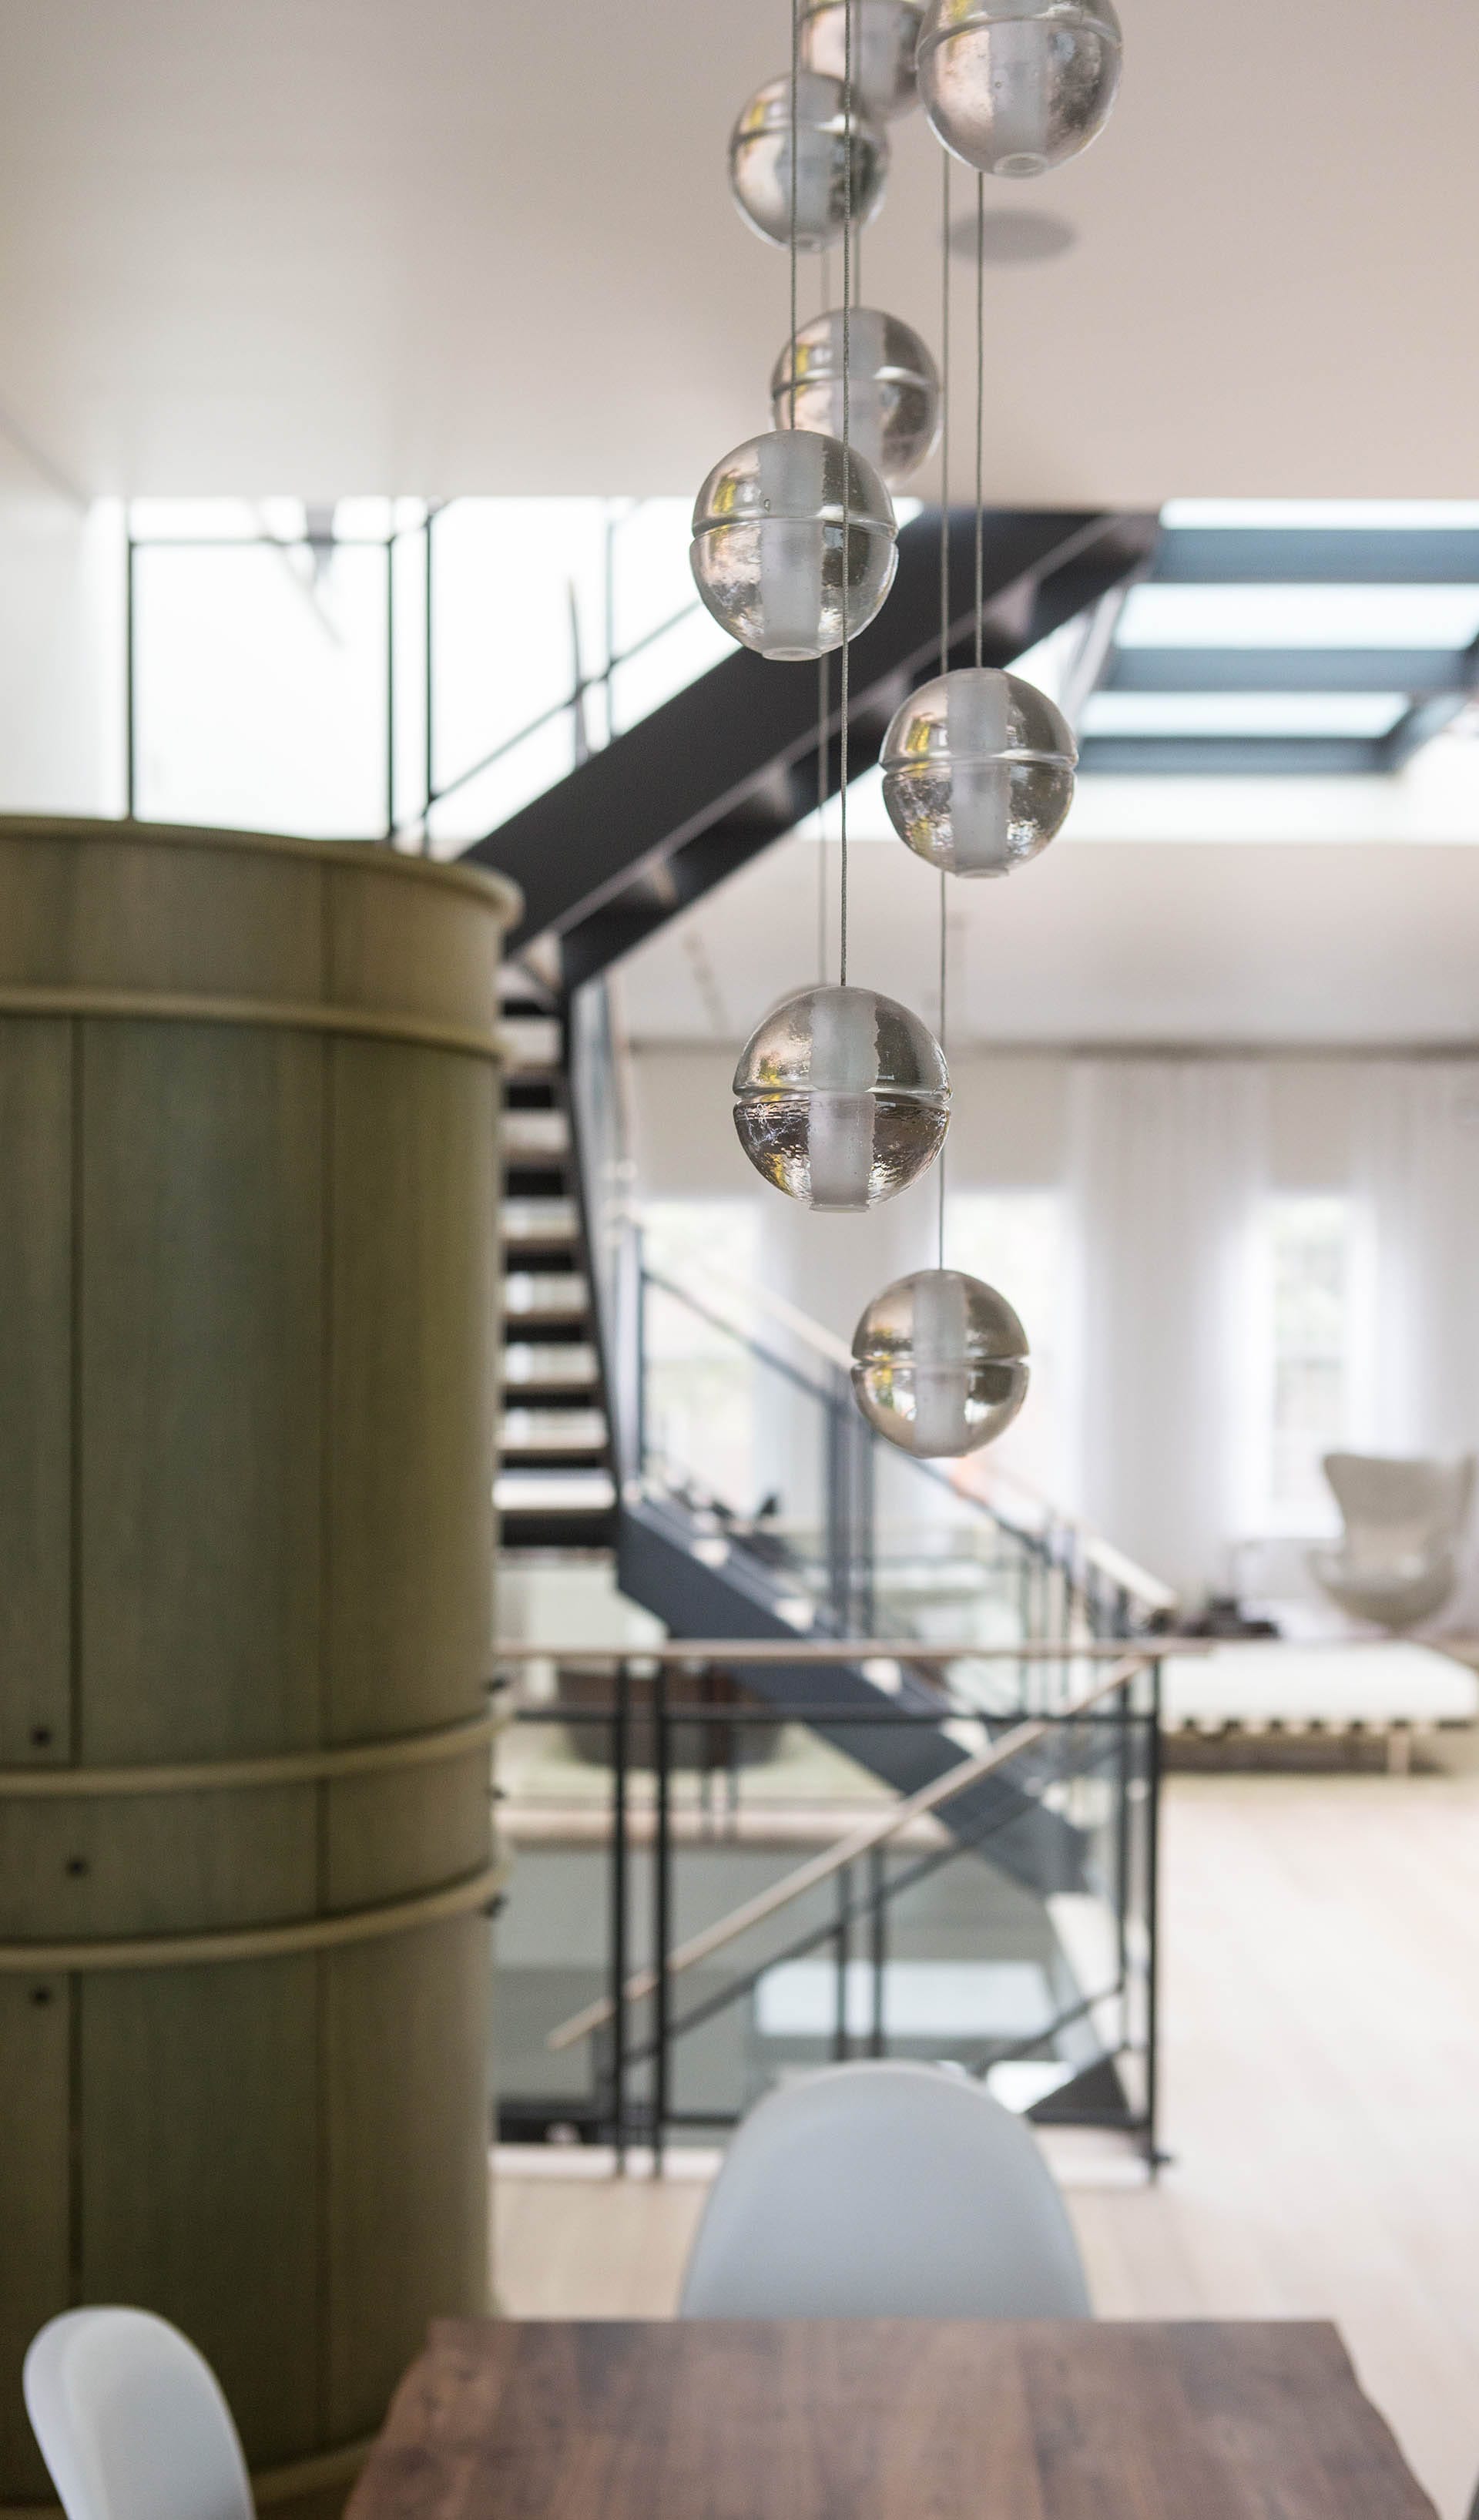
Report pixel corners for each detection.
[491,1639,1193,1664]
[543,1647,1151,2052]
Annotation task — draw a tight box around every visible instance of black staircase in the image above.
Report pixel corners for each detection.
[482,505,1162,1881]
[468,504,1159,988]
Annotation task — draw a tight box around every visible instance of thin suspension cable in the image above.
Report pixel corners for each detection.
[838,0,853,988]
[937,153,954,1274]
[939,152,951,678]
[974,171,985,670]
[817,651,830,981]
[937,874,947,1269]
[788,0,800,425]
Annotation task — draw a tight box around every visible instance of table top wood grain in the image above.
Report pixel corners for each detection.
[347,2319,1437,2520]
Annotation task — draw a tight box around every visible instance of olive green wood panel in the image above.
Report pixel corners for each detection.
[79,1022,324,1762]
[0,819,511,2497]
[0,1789,316,1940]
[324,1752,492,1914]
[0,828,326,1002]
[327,1042,496,1743]
[81,1960,320,2467]
[0,1018,72,1765]
[0,1978,69,2501]
[325,1918,491,2441]
[327,864,501,1032]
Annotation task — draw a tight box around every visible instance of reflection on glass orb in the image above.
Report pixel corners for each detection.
[917,0,1122,179]
[691,431,897,662]
[733,985,948,1210]
[800,0,924,120]
[729,72,889,250]
[880,666,1076,874]
[772,308,941,490]
[852,1268,1028,1456]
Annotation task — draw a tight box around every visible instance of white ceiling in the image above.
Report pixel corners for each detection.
[619,832,1479,1050]
[0,0,1477,498]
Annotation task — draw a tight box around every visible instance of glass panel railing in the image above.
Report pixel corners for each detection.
[125,498,728,853]
[636,1257,1086,1669]
[492,1645,1160,2161]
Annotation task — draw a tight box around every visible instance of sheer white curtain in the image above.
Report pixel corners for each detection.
[1350,1062,1479,1621]
[1350,1063,1479,1450]
[1065,1059,1269,1601]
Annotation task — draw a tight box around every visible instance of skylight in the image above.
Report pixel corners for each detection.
[1162,498,1479,531]
[1116,584,1479,651]
[1078,692,1410,740]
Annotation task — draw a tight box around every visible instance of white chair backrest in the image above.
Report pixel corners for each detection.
[1323,1452,1477,1565]
[24,2310,253,2520]
[679,2060,1091,2320]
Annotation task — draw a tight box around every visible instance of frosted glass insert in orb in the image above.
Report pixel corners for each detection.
[772,308,941,489]
[732,985,948,1210]
[691,431,897,662]
[880,666,1075,874]
[852,1268,1028,1456]
[917,0,1122,178]
[729,72,889,250]
[800,0,925,120]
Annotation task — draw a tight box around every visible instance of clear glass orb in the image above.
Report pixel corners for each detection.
[852,1268,1028,1456]
[800,0,924,120]
[732,985,948,1210]
[691,431,897,663]
[729,71,889,250]
[917,0,1123,179]
[880,665,1076,874]
[772,307,941,490]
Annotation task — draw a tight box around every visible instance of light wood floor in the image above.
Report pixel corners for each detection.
[494,1766,1479,2520]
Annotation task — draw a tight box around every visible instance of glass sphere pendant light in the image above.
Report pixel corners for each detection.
[729,71,889,248]
[732,985,949,1210]
[917,0,1123,179]
[771,308,941,489]
[880,665,1076,874]
[800,0,924,120]
[690,430,897,661]
[852,1268,1029,1455]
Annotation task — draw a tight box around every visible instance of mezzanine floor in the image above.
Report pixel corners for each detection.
[495,1762,1479,2520]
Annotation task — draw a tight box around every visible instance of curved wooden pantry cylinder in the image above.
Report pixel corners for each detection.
[0,817,520,2511]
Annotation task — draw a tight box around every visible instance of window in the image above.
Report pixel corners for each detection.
[1262,1194,1353,1532]
[945,1191,1068,1498]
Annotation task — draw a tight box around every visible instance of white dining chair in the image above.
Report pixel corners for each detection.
[679,2059,1092,2319]
[24,2308,253,2520]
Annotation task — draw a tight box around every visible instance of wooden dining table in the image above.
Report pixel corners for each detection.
[346,2317,1437,2520]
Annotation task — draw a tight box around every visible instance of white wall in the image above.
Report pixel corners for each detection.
[0,491,120,817]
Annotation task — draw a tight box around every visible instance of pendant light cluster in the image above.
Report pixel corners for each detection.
[692,0,1123,1461]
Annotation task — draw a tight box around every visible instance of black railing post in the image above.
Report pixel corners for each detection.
[867,1844,887,2058]
[384,526,396,846]
[423,502,436,854]
[603,505,617,745]
[1114,1659,1132,2051]
[832,1861,853,2062]
[652,1658,672,2168]
[634,1257,649,1490]
[854,1401,876,1635]
[124,520,137,822]
[568,579,590,768]
[609,1656,630,2169]
[824,1380,847,1631]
